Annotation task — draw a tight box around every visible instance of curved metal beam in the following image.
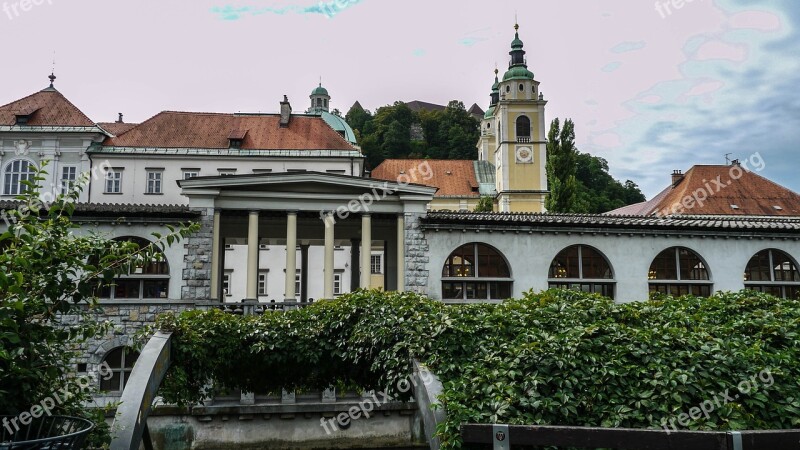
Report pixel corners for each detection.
[109,331,172,450]
[413,360,446,450]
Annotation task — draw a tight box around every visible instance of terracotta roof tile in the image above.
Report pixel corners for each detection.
[424,211,800,233]
[371,159,479,197]
[608,165,800,216]
[98,122,138,136]
[102,112,356,151]
[0,89,95,127]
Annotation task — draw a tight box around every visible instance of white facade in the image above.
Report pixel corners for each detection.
[87,152,364,205]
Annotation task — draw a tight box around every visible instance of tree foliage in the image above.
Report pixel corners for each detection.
[546,118,646,213]
[473,196,494,212]
[149,289,800,450]
[345,101,480,169]
[0,163,197,440]
[545,118,579,212]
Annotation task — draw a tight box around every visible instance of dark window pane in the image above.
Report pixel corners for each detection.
[143,280,169,299]
[581,247,613,279]
[101,372,122,392]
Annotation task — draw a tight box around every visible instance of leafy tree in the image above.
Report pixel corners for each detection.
[545,118,579,212]
[346,100,479,168]
[0,163,197,440]
[473,196,494,212]
[572,152,646,213]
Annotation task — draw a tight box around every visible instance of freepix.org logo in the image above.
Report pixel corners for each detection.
[3,0,53,20]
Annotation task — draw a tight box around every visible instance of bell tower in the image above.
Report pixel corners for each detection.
[308,81,330,115]
[479,23,548,213]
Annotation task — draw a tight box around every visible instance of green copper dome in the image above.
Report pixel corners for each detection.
[321,111,357,144]
[491,75,500,92]
[503,66,534,81]
[311,85,329,96]
[511,33,524,50]
[484,106,495,119]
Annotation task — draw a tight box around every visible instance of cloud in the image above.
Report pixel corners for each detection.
[611,41,646,53]
[588,0,800,197]
[211,0,364,20]
[602,61,622,73]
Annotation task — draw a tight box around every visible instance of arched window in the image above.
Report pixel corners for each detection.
[744,249,800,299]
[516,116,531,140]
[548,245,615,298]
[442,243,512,301]
[96,237,170,300]
[100,347,139,392]
[649,247,712,297]
[3,159,36,196]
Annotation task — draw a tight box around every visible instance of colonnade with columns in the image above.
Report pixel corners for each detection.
[208,210,406,302]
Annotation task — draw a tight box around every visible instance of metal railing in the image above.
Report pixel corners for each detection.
[461,424,800,450]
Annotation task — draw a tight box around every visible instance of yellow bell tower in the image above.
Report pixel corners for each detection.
[477,23,548,213]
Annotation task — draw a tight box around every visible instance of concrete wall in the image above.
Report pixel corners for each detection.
[422,228,800,303]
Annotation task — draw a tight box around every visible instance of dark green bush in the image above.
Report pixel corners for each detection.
[149,289,800,450]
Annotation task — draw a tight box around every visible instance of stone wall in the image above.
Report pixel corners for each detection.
[403,213,429,294]
[182,207,214,301]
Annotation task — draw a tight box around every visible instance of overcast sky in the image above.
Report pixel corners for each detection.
[1,0,797,198]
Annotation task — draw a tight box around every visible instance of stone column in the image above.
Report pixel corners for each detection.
[246,210,259,300]
[210,209,222,300]
[397,214,405,292]
[323,213,335,299]
[360,214,372,289]
[284,211,298,301]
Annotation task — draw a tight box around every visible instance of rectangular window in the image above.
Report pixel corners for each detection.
[295,271,301,298]
[258,271,268,296]
[334,273,342,295]
[105,169,122,194]
[60,166,78,195]
[183,170,199,180]
[218,169,237,176]
[371,255,382,274]
[146,171,163,194]
[223,271,232,296]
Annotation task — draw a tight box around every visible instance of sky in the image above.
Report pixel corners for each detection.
[1,0,798,198]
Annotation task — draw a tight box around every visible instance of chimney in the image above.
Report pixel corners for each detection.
[280,95,292,128]
[671,170,684,187]
[731,159,740,166]
[116,113,124,123]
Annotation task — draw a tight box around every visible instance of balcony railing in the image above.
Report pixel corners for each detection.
[517,137,532,143]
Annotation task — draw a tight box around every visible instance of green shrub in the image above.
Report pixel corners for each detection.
[149,289,800,450]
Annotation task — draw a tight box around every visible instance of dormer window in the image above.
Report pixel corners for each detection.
[14,106,39,126]
[228,130,247,149]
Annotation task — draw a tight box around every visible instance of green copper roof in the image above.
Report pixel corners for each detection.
[511,32,524,49]
[311,85,329,96]
[503,66,534,81]
[484,106,495,119]
[321,111,357,144]
[491,75,500,91]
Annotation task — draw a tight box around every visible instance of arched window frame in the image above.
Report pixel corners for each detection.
[516,115,531,142]
[99,347,139,393]
[548,245,615,299]
[96,237,170,300]
[441,242,512,301]
[648,246,712,297]
[3,158,36,196]
[744,249,800,299]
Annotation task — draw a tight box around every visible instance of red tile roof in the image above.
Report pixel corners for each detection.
[0,89,95,127]
[102,112,356,150]
[371,159,478,197]
[608,165,800,216]
[98,122,138,136]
